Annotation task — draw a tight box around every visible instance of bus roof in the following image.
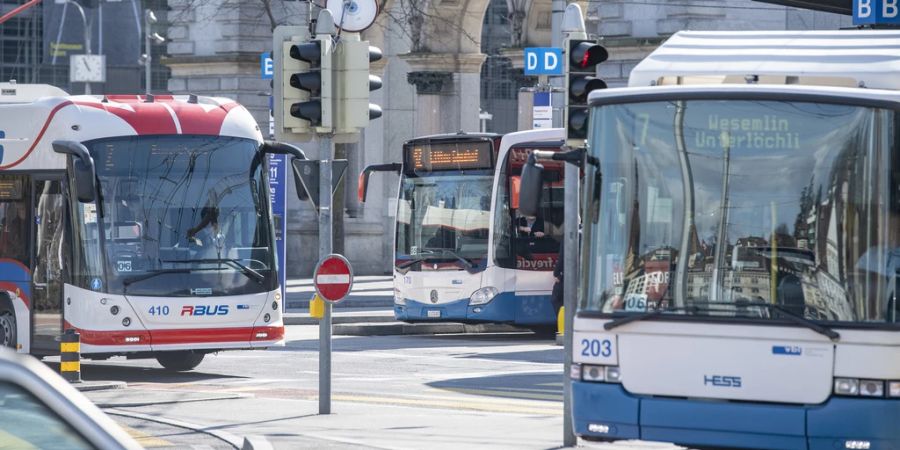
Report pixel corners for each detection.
[0,92,261,171]
[0,82,68,103]
[404,132,500,146]
[629,30,900,90]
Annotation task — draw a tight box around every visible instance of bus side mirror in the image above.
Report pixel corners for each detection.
[519,154,544,217]
[259,141,308,201]
[52,140,96,203]
[358,163,402,203]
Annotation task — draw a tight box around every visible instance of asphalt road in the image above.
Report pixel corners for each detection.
[78,326,570,449]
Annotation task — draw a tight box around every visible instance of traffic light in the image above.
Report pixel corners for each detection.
[279,35,333,139]
[565,38,607,147]
[333,35,383,143]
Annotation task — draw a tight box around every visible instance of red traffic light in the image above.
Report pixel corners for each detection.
[569,41,608,70]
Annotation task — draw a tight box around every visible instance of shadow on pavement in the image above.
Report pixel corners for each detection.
[462,348,562,364]
[277,332,556,353]
[427,371,563,402]
[44,360,248,383]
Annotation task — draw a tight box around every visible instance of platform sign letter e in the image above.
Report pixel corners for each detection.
[524,48,563,76]
[854,0,900,25]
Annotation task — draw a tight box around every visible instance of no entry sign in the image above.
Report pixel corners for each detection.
[313,254,354,302]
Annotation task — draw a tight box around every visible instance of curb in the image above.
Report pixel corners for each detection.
[283,313,396,326]
[105,408,259,449]
[286,298,394,309]
[333,322,529,336]
[72,381,127,392]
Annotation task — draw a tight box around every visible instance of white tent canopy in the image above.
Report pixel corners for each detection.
[629,30,900,91]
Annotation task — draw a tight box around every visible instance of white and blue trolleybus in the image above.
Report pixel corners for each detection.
[360,128,566,330]
[522,31,900,449]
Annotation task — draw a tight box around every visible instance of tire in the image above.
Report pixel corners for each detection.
[155,351,205,371]
[0,306,16,349]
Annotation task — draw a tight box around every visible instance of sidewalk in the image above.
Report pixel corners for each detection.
[286,275,394,309]
[283,275,536,336]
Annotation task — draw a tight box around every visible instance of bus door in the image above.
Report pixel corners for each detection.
[30,176,67,354]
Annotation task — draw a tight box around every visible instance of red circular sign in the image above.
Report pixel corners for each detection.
[313,254,354,303]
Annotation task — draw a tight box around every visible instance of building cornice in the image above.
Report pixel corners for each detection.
[399,52,486,74]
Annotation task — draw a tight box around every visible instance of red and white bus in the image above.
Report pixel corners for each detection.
[0,83,303,370]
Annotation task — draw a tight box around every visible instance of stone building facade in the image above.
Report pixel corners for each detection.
[163,0,850,277]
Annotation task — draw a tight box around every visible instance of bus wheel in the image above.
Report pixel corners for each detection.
[0,306,16,349]
[155,351,205,371]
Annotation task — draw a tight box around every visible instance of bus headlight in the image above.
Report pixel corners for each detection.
[581,364,622,383]
[469,287,498,306]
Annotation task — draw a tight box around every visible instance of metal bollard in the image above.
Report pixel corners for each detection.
[60,329,81,383]
[557,306,565,336]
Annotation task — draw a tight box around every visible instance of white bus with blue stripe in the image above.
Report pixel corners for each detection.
[548,31,900,449]
[360,128,565,329]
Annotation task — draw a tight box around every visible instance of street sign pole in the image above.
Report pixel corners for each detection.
[562,5,586,447]
[318,139,333,415]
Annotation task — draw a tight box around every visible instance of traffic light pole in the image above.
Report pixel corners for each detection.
[563,156,578,447]
[318,138,334,415]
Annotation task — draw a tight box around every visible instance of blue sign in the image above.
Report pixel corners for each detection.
[524,47,563,75]
[534,92,551,107]
[90,278,102,291]
[0,130,4,163]
[854,0,900,25]
[268,154,287,300]
[261,52,274,80]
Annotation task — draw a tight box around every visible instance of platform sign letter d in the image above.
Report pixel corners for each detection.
[527,52,538,71]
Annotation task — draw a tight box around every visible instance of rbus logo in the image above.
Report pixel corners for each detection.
[181,305,230,316]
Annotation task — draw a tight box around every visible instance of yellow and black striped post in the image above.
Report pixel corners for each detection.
[60,329,81,383]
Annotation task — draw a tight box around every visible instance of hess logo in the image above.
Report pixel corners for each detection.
[181,305,230,316]
[703,375,742,388]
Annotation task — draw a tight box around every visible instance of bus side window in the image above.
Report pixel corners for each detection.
[0,201,29,267]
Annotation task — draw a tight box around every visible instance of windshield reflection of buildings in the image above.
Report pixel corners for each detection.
[625,199,854,321]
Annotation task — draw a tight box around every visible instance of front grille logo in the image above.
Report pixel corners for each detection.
[703,375,742,388]
[430,290,438,303]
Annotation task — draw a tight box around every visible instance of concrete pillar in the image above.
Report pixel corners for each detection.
[401,53,486,135]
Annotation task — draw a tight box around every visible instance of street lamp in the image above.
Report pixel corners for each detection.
[142,9,165,95]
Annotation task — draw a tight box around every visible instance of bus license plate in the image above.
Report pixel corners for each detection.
[427,310,441,318]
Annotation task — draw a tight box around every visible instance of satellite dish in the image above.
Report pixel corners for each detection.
[326,0,379,32]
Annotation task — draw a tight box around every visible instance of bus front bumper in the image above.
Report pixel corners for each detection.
[574,381,900,450]
[394,292,555,325]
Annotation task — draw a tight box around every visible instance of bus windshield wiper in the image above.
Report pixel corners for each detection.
[122,268,195,291]
[161,258,264,284]
[396,249,474,270]
[604,305,705,331]
[733,300,840,342]
[424,248,474,270]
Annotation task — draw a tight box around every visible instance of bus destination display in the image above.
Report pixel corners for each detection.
[0,177,23,201]
[407,142,493,171]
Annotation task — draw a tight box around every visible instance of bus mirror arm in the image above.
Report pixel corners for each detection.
[260,140,307,160]
[536,148,598,168]
[359,163,401,203]
[52,140,97,203]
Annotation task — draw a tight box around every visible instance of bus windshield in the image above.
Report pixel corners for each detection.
[79,135,275,296]
[585,98,899,326]
[395,173,492,269]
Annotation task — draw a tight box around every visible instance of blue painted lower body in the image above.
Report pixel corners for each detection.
[394,292,556,325]
[573,381,900,450]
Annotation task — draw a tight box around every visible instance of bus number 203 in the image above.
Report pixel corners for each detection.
[580,338,613,358]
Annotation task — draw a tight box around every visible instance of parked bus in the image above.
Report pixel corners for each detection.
[520,30,900,449]
[360,129,565,330]
[0,84,304,371]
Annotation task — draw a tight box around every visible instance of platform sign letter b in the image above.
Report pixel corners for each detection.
[855,0,900,24]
